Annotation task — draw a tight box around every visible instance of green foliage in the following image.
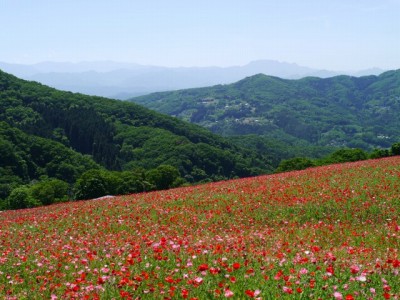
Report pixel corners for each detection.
[6,186,40,209]
[74,166,181,200]
[0,121,99,201]
[391,142,400,155]
[273,144,396,173]
[369,148,390,159]
[115,169,151,194]
[74,169,118,200]
[228,134,335,169]
[0,172,22,204]
[30,179,69,205]
[146,165,181,190]
[189,166,208,182]
[320,148,369,164]
[275,157,316,173]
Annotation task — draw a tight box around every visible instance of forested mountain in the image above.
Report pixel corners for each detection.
[0,70,273,206]
[130,70,400,151]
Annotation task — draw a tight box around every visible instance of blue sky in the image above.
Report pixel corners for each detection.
[1,0,399,71]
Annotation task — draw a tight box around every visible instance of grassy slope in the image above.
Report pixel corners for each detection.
[1,157,399,298]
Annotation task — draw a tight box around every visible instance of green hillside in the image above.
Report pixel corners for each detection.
[0,70,272,206]
[130,70,400,151]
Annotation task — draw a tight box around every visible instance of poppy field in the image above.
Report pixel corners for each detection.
[1,157,399,299]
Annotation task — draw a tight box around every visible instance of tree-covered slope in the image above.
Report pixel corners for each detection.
[130,70,400,150]
[0,121,100,200]
[0,70,272,192]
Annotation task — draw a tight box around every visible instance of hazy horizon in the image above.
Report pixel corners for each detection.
[1,0,399,71]
[0,59,390,73]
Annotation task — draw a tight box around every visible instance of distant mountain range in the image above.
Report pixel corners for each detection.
[0,60,385,99]
[130,70,400,151]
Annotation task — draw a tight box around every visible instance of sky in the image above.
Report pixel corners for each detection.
[0,0,399,71]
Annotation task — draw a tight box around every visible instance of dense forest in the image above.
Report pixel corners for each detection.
[0,70,273,209]
[131,70,400,154]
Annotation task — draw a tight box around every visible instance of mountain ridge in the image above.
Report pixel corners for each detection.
[0,60,385,99]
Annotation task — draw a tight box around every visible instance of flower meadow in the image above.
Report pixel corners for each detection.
[1,157,399,299]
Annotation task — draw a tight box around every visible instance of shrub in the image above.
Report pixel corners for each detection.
[146,165,180,190]
[391,142,400,156]
[275,157,315,173]
[321,148,368,164]
[30,179,69,205]
[6,186,40,209]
